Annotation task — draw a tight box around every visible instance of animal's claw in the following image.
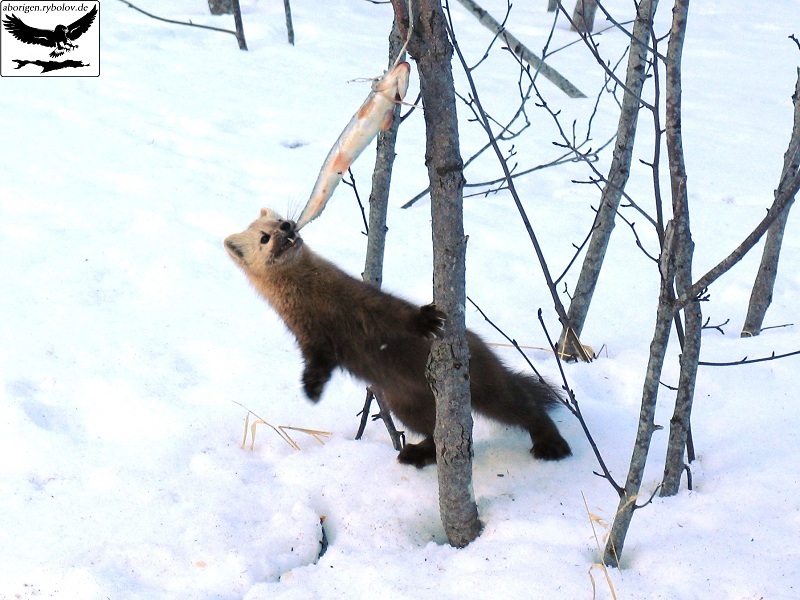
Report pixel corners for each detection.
[416,303,447,339]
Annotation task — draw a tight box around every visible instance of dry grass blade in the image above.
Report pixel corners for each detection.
[582,491,618,600]
[279,426,332,447]
[233,401,331,451]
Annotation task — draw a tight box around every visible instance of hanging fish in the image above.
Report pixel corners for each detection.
[295,61,411,230]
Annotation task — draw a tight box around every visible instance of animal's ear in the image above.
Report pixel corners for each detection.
[260,207,281,220]
[224,234,247,263]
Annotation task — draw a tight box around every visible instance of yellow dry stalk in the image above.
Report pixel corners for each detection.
[558,329,596,362]
[280,425,332,446]
[233,401,331,451]
[582,491,618,600]
[486,342,551,352]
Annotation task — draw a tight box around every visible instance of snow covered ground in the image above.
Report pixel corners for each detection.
[1,1,798,598]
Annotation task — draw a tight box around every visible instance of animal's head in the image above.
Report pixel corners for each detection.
[224,208,304,276]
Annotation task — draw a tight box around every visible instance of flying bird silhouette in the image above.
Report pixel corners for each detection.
[2,6,97,58]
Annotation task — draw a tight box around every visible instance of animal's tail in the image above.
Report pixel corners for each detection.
[506,371,564,411]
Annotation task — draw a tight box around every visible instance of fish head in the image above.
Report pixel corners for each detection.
[374,61,411,103]
[224,208,304,275]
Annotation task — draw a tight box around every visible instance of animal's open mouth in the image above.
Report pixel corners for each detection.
[274,235,303,257]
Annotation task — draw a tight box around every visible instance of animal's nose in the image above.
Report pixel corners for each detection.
[280,220,297,235]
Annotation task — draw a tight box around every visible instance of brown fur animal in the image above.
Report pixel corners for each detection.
[224,209,571,467]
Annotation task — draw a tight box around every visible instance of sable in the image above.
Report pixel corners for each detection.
[224,209,571,467]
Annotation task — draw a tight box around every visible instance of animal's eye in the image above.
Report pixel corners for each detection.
[260,234,271,244]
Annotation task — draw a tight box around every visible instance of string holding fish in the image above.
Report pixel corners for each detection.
[295,1,415,231]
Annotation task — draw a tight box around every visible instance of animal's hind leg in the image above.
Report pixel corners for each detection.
[472,373,572,461]
[397,436,436,468]
[526,407,572,460]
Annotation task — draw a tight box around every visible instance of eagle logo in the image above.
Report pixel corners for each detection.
[2,5,97,58]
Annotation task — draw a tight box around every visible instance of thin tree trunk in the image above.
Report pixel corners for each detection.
[661,291,700,496]
[559,0,658,358]
[231,0,247,50]
[547,0,558,13]
[394,0,481,548]
[208,0,232,15]
[660,0,698,496]
[604,223,676,567]
[741,70,800,337]
[357,20,406,449]
[283,0,295,46]
[571,0,599,33]
[363,21,405,289]
[454,0,586,98]
[604,0,691,565]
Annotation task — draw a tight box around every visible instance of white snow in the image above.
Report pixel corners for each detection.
[1,1,799,598]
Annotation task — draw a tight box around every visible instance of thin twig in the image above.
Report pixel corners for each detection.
[455,0,586,97]
[342,168,369,236]
[537,308,623,495]
[444,9,590,359]
[117,0,240,38]
[589,0,667,61]
[698,348,800,367]
[555,0,655,110]
[701,317,729,334]
[467,297,546,380]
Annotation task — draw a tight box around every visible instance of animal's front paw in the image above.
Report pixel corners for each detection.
[415,303,447,339]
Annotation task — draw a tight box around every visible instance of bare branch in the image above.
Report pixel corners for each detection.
[701,317,729,334]
[117,0,247,49]
[444,10,590,359]
[536,309,623,495]
[355,388,405,450]
[590,0,667,61]
[675,169,800,310]
[698,348,800,367]
[342,169,369,236]
[467,296,623,495]
[555,1,655,111]
[455,0,586,97]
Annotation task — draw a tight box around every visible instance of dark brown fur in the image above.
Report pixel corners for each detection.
[225,209,571,467]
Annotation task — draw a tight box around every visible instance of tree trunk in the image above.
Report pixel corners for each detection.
[559,0,658,359]
[231,0,247,50]
[208,0,232,15]
[661,294,700,496]
[604,223,676,567]
[571,0,599,33]
[660,0,698,497]
[283,0,295,46]
[547,0,558,13]
[741,70,800,337]
[356,20,406,450]
[394,0,482,548]
[604,0,691,565]
[363,21,405,289]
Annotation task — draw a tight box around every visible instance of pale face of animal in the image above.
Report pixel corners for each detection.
[224,209,303,277]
